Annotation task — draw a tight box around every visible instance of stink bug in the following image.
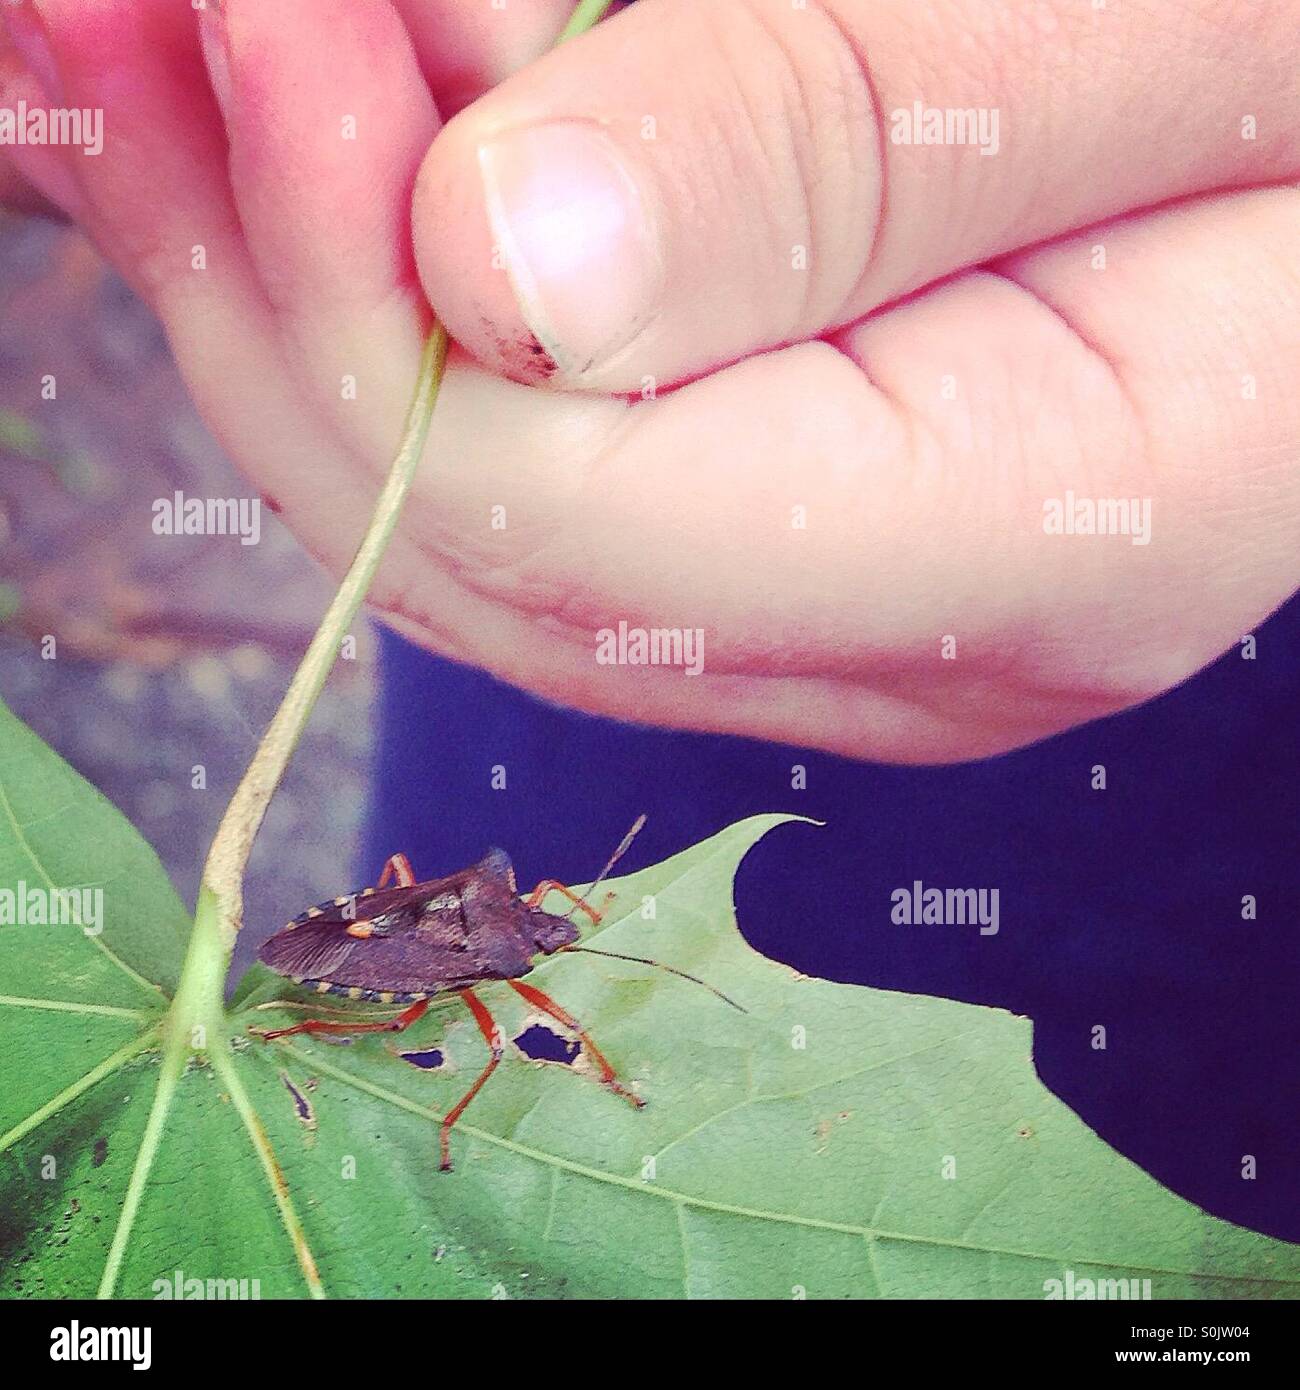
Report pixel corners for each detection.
[252,817,739,1170]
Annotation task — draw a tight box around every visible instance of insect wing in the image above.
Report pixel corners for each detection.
[259,854,521,994]
[258,918,360,982]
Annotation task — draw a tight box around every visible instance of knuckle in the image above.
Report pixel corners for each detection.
[732,0,886,332]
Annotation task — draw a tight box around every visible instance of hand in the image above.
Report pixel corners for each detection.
[6,0,1298,761]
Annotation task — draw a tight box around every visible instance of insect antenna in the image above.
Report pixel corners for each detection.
[561,945,748,1014]
[564,814,648,921]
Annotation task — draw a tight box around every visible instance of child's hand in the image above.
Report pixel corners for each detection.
[6,0,1298,761]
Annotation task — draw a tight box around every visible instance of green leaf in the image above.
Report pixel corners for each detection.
[1,700,1297,1298]
[0,701,188,1007]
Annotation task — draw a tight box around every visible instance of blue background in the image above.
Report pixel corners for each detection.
[365,592,1300,1242]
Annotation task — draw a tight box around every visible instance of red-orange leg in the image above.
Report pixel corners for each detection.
[251,997,430,1043]
[525,879,603,925]
[509,979,644,1109]
[438,989,503,1172]
[376,853,417,889]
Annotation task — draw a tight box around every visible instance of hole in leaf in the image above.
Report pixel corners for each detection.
[398,1048,444,1070]
[280,1072,317,1130]
[514,1024,579,1065]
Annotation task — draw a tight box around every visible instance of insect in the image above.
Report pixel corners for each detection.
[252,817,741,1171]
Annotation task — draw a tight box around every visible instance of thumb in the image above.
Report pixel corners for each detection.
[412,0,1294,392]
[412,0,885,390]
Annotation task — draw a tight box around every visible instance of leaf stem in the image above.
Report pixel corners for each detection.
[182,0,612,1032]
[102,332,446,1298]
[199,326,448,961]
[558,0,615,43]
[104,0,617,1304]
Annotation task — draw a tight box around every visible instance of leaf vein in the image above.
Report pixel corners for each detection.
[649,1030,979,1165]
[0,993,155,1021]
[292,1046,1300,1291]
[0,1023,160,1155]
[0,779,166,1002]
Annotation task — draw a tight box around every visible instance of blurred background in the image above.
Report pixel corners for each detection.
[3,210,1298,1250]
[0,212,373,945]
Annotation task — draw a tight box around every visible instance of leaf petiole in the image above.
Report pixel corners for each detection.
[98,0,618,1300]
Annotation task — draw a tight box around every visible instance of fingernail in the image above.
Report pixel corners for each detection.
[478,122,663,378]
[197,1,232,126]
[2,0,64,105]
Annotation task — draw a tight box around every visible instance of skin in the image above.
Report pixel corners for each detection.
[1,0,1297,763]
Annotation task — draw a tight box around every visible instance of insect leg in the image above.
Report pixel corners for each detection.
[524,879,604,925]
[438,989,503,1172]
[508,979,644,1110]
[375,853,417,889]
[252,997,430,1042]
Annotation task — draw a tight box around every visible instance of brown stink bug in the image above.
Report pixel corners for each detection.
[251,817,740,1170]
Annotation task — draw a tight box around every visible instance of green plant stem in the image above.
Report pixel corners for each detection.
[185,5,616,1008]
[200,326,447,960]
[100,0,618,1303]
[558,0,615,43]
[97,329,446,1301]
